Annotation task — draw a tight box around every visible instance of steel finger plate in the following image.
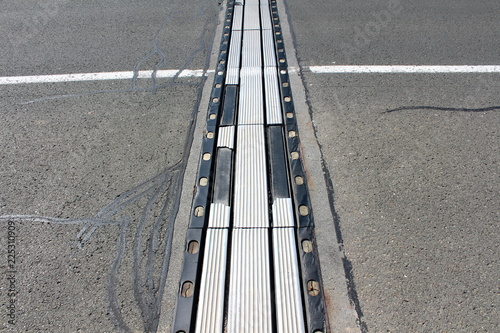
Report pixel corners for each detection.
[272,198,295,227]
[195,229,229,333]
[217,126,235,149]
[260,5,273,30]
[243,5,261,30]
[262,29,277,67]
[234,125,268,227]
[227,228,273,333]
[264,67,282,124]
[232,5,243,31]
[238,67,264,125]
[273,228,306,333]
[241,30,262,69]
[226,31,242,85]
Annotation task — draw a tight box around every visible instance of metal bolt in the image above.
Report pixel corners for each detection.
[199,177,208,186]
[295,176,304,185]
[194,206,204,217]
[302,239,313,253]
[181,281,194,297]
[307,280,320,296]
[299,205,309,216]
[187,240,200,254]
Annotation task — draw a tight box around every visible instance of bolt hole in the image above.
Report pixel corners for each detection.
[181,281,194,297]
[212,97,219,103]
[187,240,200,254]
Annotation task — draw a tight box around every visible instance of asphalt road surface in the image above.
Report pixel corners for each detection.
[1,0,499,332]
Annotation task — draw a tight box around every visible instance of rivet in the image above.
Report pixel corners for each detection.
[288,130,296,138]
[279,59,285,63]
[302,239,313,253]
[215,83,222,88]
[212,97,219,103]
[181,281,194,297]
[280,70,287,74]
[299,205,309,216]
[307,280,320,296]
[194,206,205,217]
[291,151,299,159]
[286,112,294,118]
[203,153,211,160]
[199,177,208,186]
[282,82,289,87]
[295,176,304,185]
[206,132,214,139]
[284,96,291,102]
[209,113,216,120]
[218,71,224,75]
[187,240,199,254]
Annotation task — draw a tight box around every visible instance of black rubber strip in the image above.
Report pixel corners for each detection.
[212,147,233,205]
[221,85,238,126]
[267,125,290,199]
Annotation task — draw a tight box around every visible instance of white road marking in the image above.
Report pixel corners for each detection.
[0,69,212,85]
[3,65,498,86]
[308,65,500,73]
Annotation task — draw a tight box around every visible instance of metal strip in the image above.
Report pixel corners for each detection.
[232,5,243,31]
[272,198,295,227]
[226,31,242,85]
[233,125,268,227]
[217,126,235,149]
[227,228,273,333]
[264,67,282,124]
[262,29,277,67]
[241,30,262,69]
[195,229,229,333]
[260,5,273,30]
[238,67,264,125]
[273,227,306,333]
[243,5,261,30]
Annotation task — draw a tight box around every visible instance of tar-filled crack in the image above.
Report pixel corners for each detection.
[281,0,367,331]
[0,0,220,332]
[384,105,500,113]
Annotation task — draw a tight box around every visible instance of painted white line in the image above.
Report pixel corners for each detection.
[0,69,212,85]
[308,65,500,73]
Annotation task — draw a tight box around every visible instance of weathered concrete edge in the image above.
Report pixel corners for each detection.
[277,1,361,332]
[156,4,227,332]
